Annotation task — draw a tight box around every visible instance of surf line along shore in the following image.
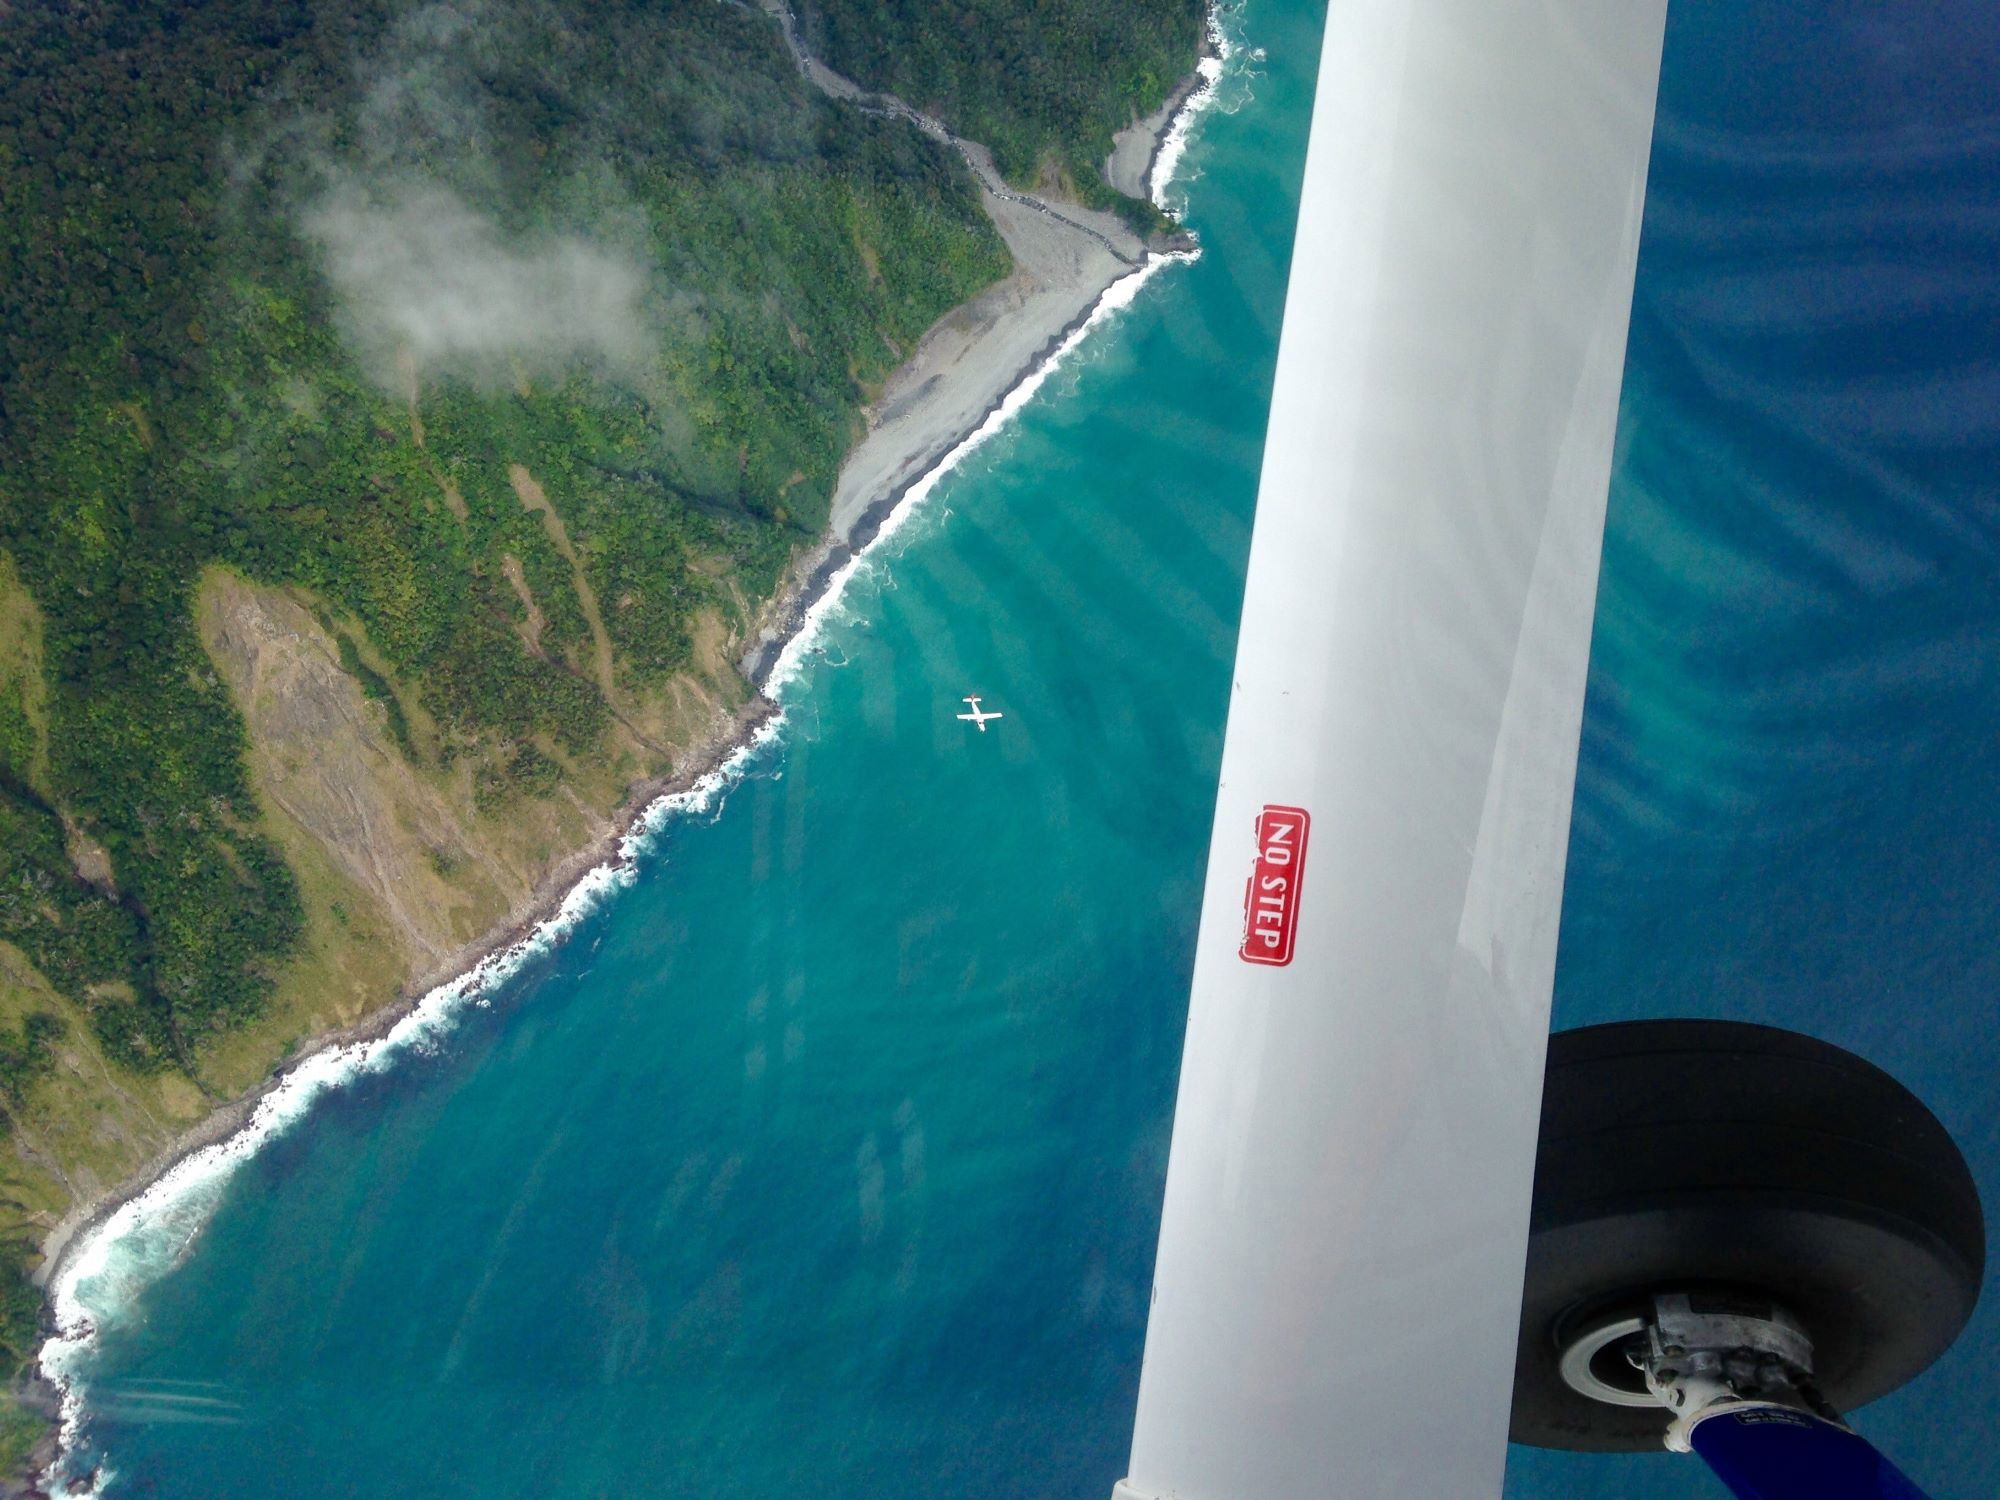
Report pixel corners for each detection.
[26,7,1231,1489]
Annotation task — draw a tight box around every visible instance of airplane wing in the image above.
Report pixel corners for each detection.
[1116,2,1667,1496]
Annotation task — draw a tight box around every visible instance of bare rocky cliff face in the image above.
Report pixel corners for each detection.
[193,558,750,1027]
[198,571,539,971]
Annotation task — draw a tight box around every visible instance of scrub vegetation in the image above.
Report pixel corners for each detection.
[0,0,1199,1459]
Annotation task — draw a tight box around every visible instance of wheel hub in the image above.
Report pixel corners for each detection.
[1558,1292,1827,1450]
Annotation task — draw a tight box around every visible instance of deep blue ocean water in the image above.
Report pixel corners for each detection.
[1512,3,2000,1493]
[52,2,1999,1496]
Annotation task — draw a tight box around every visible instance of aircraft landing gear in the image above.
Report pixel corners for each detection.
[1510,1020,1985,1498]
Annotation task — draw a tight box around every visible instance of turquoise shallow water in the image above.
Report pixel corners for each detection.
[55,2,2000,1496]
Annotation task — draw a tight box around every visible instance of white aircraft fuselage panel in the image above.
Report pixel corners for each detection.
[1119,1,1666,1496]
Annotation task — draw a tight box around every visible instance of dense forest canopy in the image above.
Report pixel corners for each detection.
[0,0,1204,1435]
[797,0,1208,199]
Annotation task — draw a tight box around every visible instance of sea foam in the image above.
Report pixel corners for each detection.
[1150,10,1235,205]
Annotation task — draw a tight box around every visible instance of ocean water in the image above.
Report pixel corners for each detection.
[48,1,2000,1497]
[1508,3,2000,1495]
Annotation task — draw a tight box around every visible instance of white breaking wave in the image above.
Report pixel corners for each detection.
[1150,8,1235,205]
[36,14,1237,1490]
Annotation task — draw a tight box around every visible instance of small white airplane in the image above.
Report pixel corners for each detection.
[956,695,1003,731]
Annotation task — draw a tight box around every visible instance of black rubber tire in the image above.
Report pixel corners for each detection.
[1510,1019,1985,1452]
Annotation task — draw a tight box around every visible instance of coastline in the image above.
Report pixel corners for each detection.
[28,692,777,1293]
[740,253,1169,690]
[1106,55,1212,202]
[25,10,1231,1492]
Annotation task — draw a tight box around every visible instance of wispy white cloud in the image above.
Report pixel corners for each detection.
[303,180,650,384]
[297,1,655,389]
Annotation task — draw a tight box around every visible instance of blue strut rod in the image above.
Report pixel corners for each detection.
[1689,1405,1930,1500]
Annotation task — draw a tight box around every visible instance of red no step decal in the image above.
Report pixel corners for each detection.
[1240,804,1310,967]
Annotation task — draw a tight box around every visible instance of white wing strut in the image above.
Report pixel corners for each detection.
[1117,2,1665,1497]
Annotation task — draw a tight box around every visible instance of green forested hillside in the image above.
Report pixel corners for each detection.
[798,0,1208,202]
[0,0,1020,1408]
